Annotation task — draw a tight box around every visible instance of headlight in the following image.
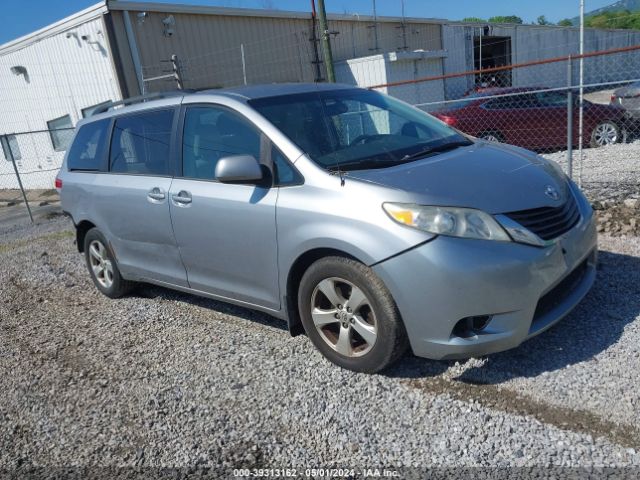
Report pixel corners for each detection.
[383,203,511,242]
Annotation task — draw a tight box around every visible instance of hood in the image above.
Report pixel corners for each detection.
[346,141,570,214]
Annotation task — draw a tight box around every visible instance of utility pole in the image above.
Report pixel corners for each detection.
[369,0,380,52]
[309,0,324,82]
[316,0,335,82]
[397,0,408,51]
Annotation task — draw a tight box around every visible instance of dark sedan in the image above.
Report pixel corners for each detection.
[433,87,626,150]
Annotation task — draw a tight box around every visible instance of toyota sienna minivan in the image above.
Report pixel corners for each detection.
[57,83,597,373]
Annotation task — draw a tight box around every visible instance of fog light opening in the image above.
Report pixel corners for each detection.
[452,315,491,339]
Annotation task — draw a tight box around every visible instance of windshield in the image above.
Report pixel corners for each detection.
[249,88,471,171]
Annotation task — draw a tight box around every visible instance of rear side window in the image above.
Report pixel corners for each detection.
[67,119,110,171]
[110,109,174,176]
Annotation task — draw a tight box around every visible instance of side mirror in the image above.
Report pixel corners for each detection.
[215,155,263,183]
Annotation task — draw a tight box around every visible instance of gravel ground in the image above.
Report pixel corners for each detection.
[544,141,640,204]
[1,216,640,475]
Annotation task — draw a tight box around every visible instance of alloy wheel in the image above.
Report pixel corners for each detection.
[310,277,377,357]
[593,122,618,146]
[88,240,114,289]
[480,133,501,142]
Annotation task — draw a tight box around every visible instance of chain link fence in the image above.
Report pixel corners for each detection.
[363,45,640,218]
[3,17,640,232]
[0,128,73,222]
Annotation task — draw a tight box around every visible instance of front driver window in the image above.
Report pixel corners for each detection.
[182,106,261,180]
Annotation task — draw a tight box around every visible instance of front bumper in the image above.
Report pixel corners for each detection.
[373,187,597,360]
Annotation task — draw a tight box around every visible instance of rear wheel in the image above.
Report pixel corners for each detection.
[590,121,620,147]
[298,256,408,373]
[84,228,134,298]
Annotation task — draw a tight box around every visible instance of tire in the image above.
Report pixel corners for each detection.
[478,131,504,143]
[298,256,408,373]
[84,228,134,298]
[590,121,620,148]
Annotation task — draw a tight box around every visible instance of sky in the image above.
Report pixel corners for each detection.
[1,0,616,45]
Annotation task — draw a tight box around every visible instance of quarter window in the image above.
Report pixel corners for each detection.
[67,119,110,171]
[272,146,302,186]
[182,106,260,180]
[109,109,174,176]
[47,115,74,151]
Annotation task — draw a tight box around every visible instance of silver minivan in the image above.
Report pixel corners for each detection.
[58,83,597,373]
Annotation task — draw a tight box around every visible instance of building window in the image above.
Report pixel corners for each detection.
[1,135,22,161]
[47,115,74,151]
[82,101,111,118]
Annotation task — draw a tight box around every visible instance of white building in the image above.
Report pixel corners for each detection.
[0,3,122,188]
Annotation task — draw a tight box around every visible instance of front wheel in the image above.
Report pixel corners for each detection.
[590,121,620,148]
[298,256,408,373]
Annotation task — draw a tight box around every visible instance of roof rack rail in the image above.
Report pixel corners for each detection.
[91,90,193,116]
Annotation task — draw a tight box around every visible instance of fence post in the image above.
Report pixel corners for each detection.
[1,135,33,223]
[566,55,573,179]
[171,54,183,90]
[240,44,248,85]
[578,0,585,188]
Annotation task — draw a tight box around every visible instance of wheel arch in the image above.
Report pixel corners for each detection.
[285,247,361,337]
[75,220,96,253]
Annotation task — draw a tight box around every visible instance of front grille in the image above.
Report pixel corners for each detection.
[505,194,580,241]
[532,260,589,323]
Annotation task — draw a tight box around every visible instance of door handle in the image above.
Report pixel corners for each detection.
[147,187,166,202]
[172,190,192,205]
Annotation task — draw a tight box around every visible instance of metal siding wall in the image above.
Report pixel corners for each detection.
[328,19,441,62]
[442,25,475,99]
[0,15,122,188]
[442,24,640,96]
[122,9,443,91]
[108,11,143,96]
[130,11,319,90]
[334,55,389,92]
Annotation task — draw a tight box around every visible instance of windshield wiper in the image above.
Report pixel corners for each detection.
[401,140,472,162]
[327,158,403,172]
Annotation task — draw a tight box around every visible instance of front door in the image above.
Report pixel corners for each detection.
[169,105,280,310]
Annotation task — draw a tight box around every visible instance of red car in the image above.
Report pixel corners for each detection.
[433,87,626,150]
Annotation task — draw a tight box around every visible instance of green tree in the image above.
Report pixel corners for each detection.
[537,15,551,25]
[584,10,640,30]
[463,17,487,23]
[488,15,524,24]
[557,18,573,26]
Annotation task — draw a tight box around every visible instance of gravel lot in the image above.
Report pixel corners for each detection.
[1,211,639,475]
[544,140,640,204]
